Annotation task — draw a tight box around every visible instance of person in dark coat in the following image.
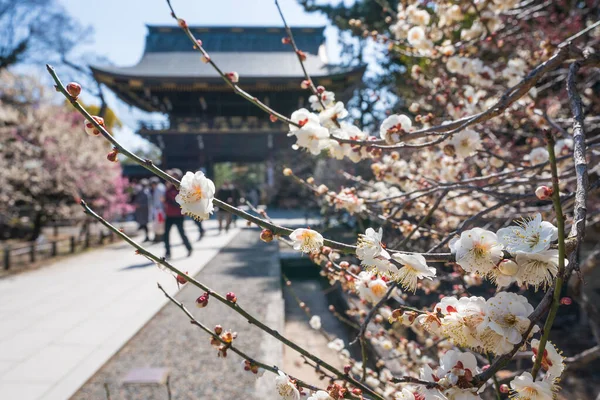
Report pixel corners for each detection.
[133,179,152,242]
[163,169,193,259]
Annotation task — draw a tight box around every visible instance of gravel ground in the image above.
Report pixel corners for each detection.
[71,228,283,400]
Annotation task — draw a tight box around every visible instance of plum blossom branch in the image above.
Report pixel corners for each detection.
[156,283,323,392]
[79,200,385,400]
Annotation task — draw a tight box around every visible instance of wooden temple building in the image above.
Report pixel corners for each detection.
[91,25,364,181]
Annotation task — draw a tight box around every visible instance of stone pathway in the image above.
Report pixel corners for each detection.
[0,219,240,400]
[71,227,284,400]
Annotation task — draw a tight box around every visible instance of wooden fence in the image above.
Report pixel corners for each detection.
[3,229,119,271]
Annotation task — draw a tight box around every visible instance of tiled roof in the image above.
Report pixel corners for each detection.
[91,51,357,80]
[144,25,326,54]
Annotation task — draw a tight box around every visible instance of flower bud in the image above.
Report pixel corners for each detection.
[498,259,519,276]
[269,114,278,122]
[535,185,553,200]
[321,246,332,256]
[177,18,187,28]
[316,184,328,195]
[408,102,420,113]
[283,168,293,176]
[84,116,105,136]
[226,292,237,303]
[176,271,188,285]
[306,177,315,184]
[300,80,310,89]
[296,50,307,61]
[196,292,210,308]
[316,85,325,93]
[339,261,349,269]
[66,82,82,99]
[196,39,203,47]
[107,147,119,162]
[560,297,572,305]
[352,388,362,395]
[225,71,239,83]
[443,144,456,157]
[344,365,351,374]
[201,55,211,63]
[281,37,291,44]
[214,325,223,335]
[260,229,273,243]
[500,384,509,394]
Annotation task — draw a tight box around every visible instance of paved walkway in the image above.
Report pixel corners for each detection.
[71,228,284,400]
[0,219,240,400]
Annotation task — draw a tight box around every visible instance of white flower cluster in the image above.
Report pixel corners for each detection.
[419,350,481,400]
[356,228,436,292]
[327,187,366,215]
[429,292,538,355]
[451,213,562,290]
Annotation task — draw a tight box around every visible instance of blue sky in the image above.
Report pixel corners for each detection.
[56,0,343,150]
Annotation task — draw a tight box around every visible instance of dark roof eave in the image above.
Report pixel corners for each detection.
[90,64,366,83]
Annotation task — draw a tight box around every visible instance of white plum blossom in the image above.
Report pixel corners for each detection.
[407,26,426,47]
[331,188,366,215]
[451,228,504,276]
[437,350,478,389]
[391,253,436,292]
[356,228,392,270]
[448,130,481,158]
[509,372,554,400]
[379,114,412,144]
[175,171,216,221]
[531,339,564,380]
[307,390,333,400]
[327,338,345,352]
[319,102,348,128]
[289,228,323,253]
[289,108,320,132]
[356,271,389,303]
[309,315,322,330]
[480,292,535,355]
[274,371,300,400]
[394,388,416,400]
[288,123,330,155]
[529,147,549,165]
[309,90,335,111]
[496,213,558,254]
[515,250,563,290]
[435,296,486,349]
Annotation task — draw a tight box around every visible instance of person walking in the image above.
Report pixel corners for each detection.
[150,177,166,242]
[163,169,193,259]
[216,181,239,233]
[133,179,152,242]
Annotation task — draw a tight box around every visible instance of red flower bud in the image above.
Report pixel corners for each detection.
[316,85,325,93]
[269,114,278,123]
[84,116,105,136]
[281,37,291,44]
[214,325,223,335]
[344,365,351,374]
[196,292,210,308]
[296,50,307,61]
[177,18,187,28]
[300,80,310,89]
[107,147,119,162]
[560,297,572,305]
[500,384,509,394]
[176,272,188,285]
[226,292,237,303]
[260,229,273,243]
[66,82,81,99]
